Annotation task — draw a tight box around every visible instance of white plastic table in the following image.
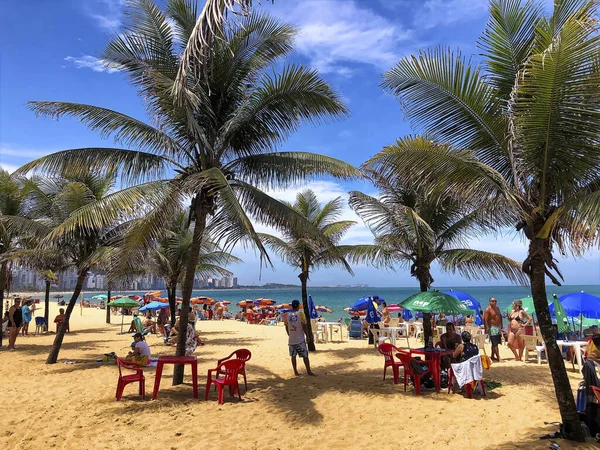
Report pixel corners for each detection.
[322,322,344,342]
[556,340,588,374]
[377,327,410,347]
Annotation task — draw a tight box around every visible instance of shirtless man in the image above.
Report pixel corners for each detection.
[484,297,503,362]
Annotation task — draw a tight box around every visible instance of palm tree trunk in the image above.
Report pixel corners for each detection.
[106,289,111,324]
[0,268,4,348]
[299,271,315,351]
[44,280,51,330]
[417,275,432,347]
[46,269,87,364]
[173,202,207,385]
[528,238,584,441]
[168,282,177,327]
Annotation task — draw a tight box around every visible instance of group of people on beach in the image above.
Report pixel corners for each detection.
[2,297,68,350]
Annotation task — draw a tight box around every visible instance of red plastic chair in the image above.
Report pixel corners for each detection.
[115,356,145,401]
[591,385,600,402]
[217,349,252,391]
[396,350,433,395]
[377,343,403,384]
[447,366,487,398]
[205,359,245,404]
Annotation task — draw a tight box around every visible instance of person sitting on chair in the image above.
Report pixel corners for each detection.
[437,323,462,369]
[586,334,600,364]
[126,332,151,366]
[453,331,480,362]
[142,312,156,334]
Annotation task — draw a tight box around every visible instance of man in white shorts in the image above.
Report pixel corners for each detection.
[284,300,316,376]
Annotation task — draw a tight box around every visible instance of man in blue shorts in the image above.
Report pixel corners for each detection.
[284,300,316,376]
[484,297,503,362]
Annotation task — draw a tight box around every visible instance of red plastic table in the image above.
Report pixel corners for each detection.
[152,355,198,400]
[410,348,454,391]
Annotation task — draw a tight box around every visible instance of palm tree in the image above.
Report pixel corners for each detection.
[377,0,600,440]
[0,169,28,347]
[19,1,360,384]
[348,163,527,345]
[106,211,241,327]
[2,173,130,363]
[259,190,358,351]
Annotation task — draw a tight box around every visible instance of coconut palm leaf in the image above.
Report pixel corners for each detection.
[226,152,361,189]
[15,148,174,185]
[27,102,184,157]
[437,248,529,285]
[478,0,543,101]
[381,48,509,177]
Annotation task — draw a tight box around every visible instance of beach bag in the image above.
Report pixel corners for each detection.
[410,359,426,375]
[577,382,588,413]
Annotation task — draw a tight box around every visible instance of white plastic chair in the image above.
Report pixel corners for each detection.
[471,333,488,356]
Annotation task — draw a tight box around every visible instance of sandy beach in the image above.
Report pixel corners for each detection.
[0,302,597,450]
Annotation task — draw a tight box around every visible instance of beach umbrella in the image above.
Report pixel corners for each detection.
[443,290,481,311]
[315,305,332,313]
[108,297,141,333]
[350,296,382,311]
[53,294,64,299]
[556,291,600,319]
[307,296,319,319]
[387,304,402,313]
[399,291,470,315]
[365,296,380,323]
[139,301,170,312]
[92,294,108,300]
[503,296,551,315]
[221,301,232,306]
[552,296,570,334]
[402,309,413,320]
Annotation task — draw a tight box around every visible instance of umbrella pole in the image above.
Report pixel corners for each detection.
[580,313,583,338]
[120,312,124,334]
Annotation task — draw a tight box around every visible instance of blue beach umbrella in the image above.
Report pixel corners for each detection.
[139,301,169,312]
[350,295,383,311]
[402,309,413,320]
[308,295,319,319]
[556,291,600,319]
[365,297,380,324]
[443,290,482,311]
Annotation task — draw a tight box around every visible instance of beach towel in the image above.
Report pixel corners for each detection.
[480,354,492,370]
[451,355,483,388]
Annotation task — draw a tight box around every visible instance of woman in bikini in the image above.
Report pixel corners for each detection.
[507,300,532,361]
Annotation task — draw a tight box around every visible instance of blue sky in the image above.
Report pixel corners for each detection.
[1,0,598,287]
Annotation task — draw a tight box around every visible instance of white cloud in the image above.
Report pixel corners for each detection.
[85,0,124,31]
[64,55,121,73]
[0,163,19,174]
[413,0,489,29]
[0,146,53,159]
[268,0,413,75]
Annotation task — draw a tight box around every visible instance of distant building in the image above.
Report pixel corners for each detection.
[233,277,238,288]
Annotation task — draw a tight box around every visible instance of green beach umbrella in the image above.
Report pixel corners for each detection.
[552,296,570,333]
[108,298,140,333]
[399,291,470,315]
[503,296,552,315]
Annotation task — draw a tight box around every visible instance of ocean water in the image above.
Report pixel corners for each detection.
[87,284,600,321]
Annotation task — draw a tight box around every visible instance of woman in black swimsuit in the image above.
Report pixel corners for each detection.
[8,298,23,350]
[507,300,532,361]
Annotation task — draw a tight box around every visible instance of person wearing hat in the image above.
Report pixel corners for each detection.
[126,332,151,366]
[452,331,480,363]
[284,300,315,376]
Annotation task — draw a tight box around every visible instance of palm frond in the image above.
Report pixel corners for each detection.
[510,3,600,208]
[219,65,349,158]
[381,47,510,178]
[437,248,529,285]
[27,101,183,157]
[337,244,405,269]
[15,148,173,185]
[226,152,361,189]
[478,0,543,100]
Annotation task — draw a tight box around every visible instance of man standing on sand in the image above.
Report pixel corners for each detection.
[484,297,503,362]
[284,300,315,376]
[8,298,23,350]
